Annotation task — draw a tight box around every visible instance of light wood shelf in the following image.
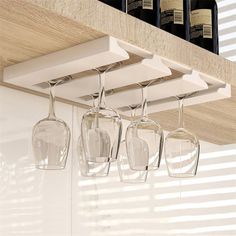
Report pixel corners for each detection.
[0,0,236,145]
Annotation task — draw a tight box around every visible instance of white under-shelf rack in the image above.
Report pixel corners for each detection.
[3,36,231,116]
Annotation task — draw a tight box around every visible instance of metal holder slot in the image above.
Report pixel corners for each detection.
[120,84,230,116]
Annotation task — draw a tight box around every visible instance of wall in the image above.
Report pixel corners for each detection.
[218,0,236,62]
[0,87,72,236]
[0,86,236,236]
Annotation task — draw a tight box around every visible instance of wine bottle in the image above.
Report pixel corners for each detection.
[141,0,161,27]
[128,1,161,27]
[160,0,190,40]
[99,0,127,12]
[127,1,142,19]
[190,0,219,54]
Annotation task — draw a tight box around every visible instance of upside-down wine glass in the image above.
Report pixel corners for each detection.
[126,82,164,171]
[165,96,200,178]
[78,93,110,177]
[117,105,148,183]
[81,64,122,163]
[32,81,71,170]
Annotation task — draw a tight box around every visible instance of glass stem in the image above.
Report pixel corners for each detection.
[98,71,106,108]
[178,98,184,128]
[131,108,135,121]
[92,94,99,108]
[141,86,148,118]
[92,94,99,128]
[129,105,138,137]
[48,82,56,119]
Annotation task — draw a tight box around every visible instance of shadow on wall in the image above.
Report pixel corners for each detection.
[0,138,44,235]
[73,143,236,236]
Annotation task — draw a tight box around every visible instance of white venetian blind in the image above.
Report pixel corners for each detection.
[218,0,236,62]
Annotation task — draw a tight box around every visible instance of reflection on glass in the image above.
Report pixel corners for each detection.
[0,154,9,195]
[81,65,122,163]
[78,136,110,177]
[117,106,148,183]
[32,81,71,170]
[78,94,110,177]
[126,83,164,171]
[165,96,200,178]
[117,140,148,183]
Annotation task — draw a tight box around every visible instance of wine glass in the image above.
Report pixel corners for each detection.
[32,81,71,170]
[117,105,148,183]
[126,83,164,171]
[81,64,122,163]
[78,93,110,177]
[165,96,200,178]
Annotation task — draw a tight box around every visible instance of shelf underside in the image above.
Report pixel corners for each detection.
[1,0,236,145]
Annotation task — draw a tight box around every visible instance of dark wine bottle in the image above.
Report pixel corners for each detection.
[141,0,161,27]
[99,0,127,12]
[127,0,141,18]
[128,0,161,27]
[160,0,190,40]
[190,0,219,54]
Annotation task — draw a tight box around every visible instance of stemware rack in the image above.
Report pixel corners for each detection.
[3,36,231,118]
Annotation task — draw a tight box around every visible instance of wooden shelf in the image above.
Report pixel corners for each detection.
[0,0,236,145]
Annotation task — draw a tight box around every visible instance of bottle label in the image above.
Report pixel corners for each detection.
[191,9,212,39]
[128,0,142,12]
[143,0,153,10]
[160,0,184,25]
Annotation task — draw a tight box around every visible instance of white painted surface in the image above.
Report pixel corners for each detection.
[3,36,230,115]
[0,86,236,236]
[56,55,171,101]
[78,70,209,109]
[0,87,72,236]
[3,36,129,86]
[218,0,236,62]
